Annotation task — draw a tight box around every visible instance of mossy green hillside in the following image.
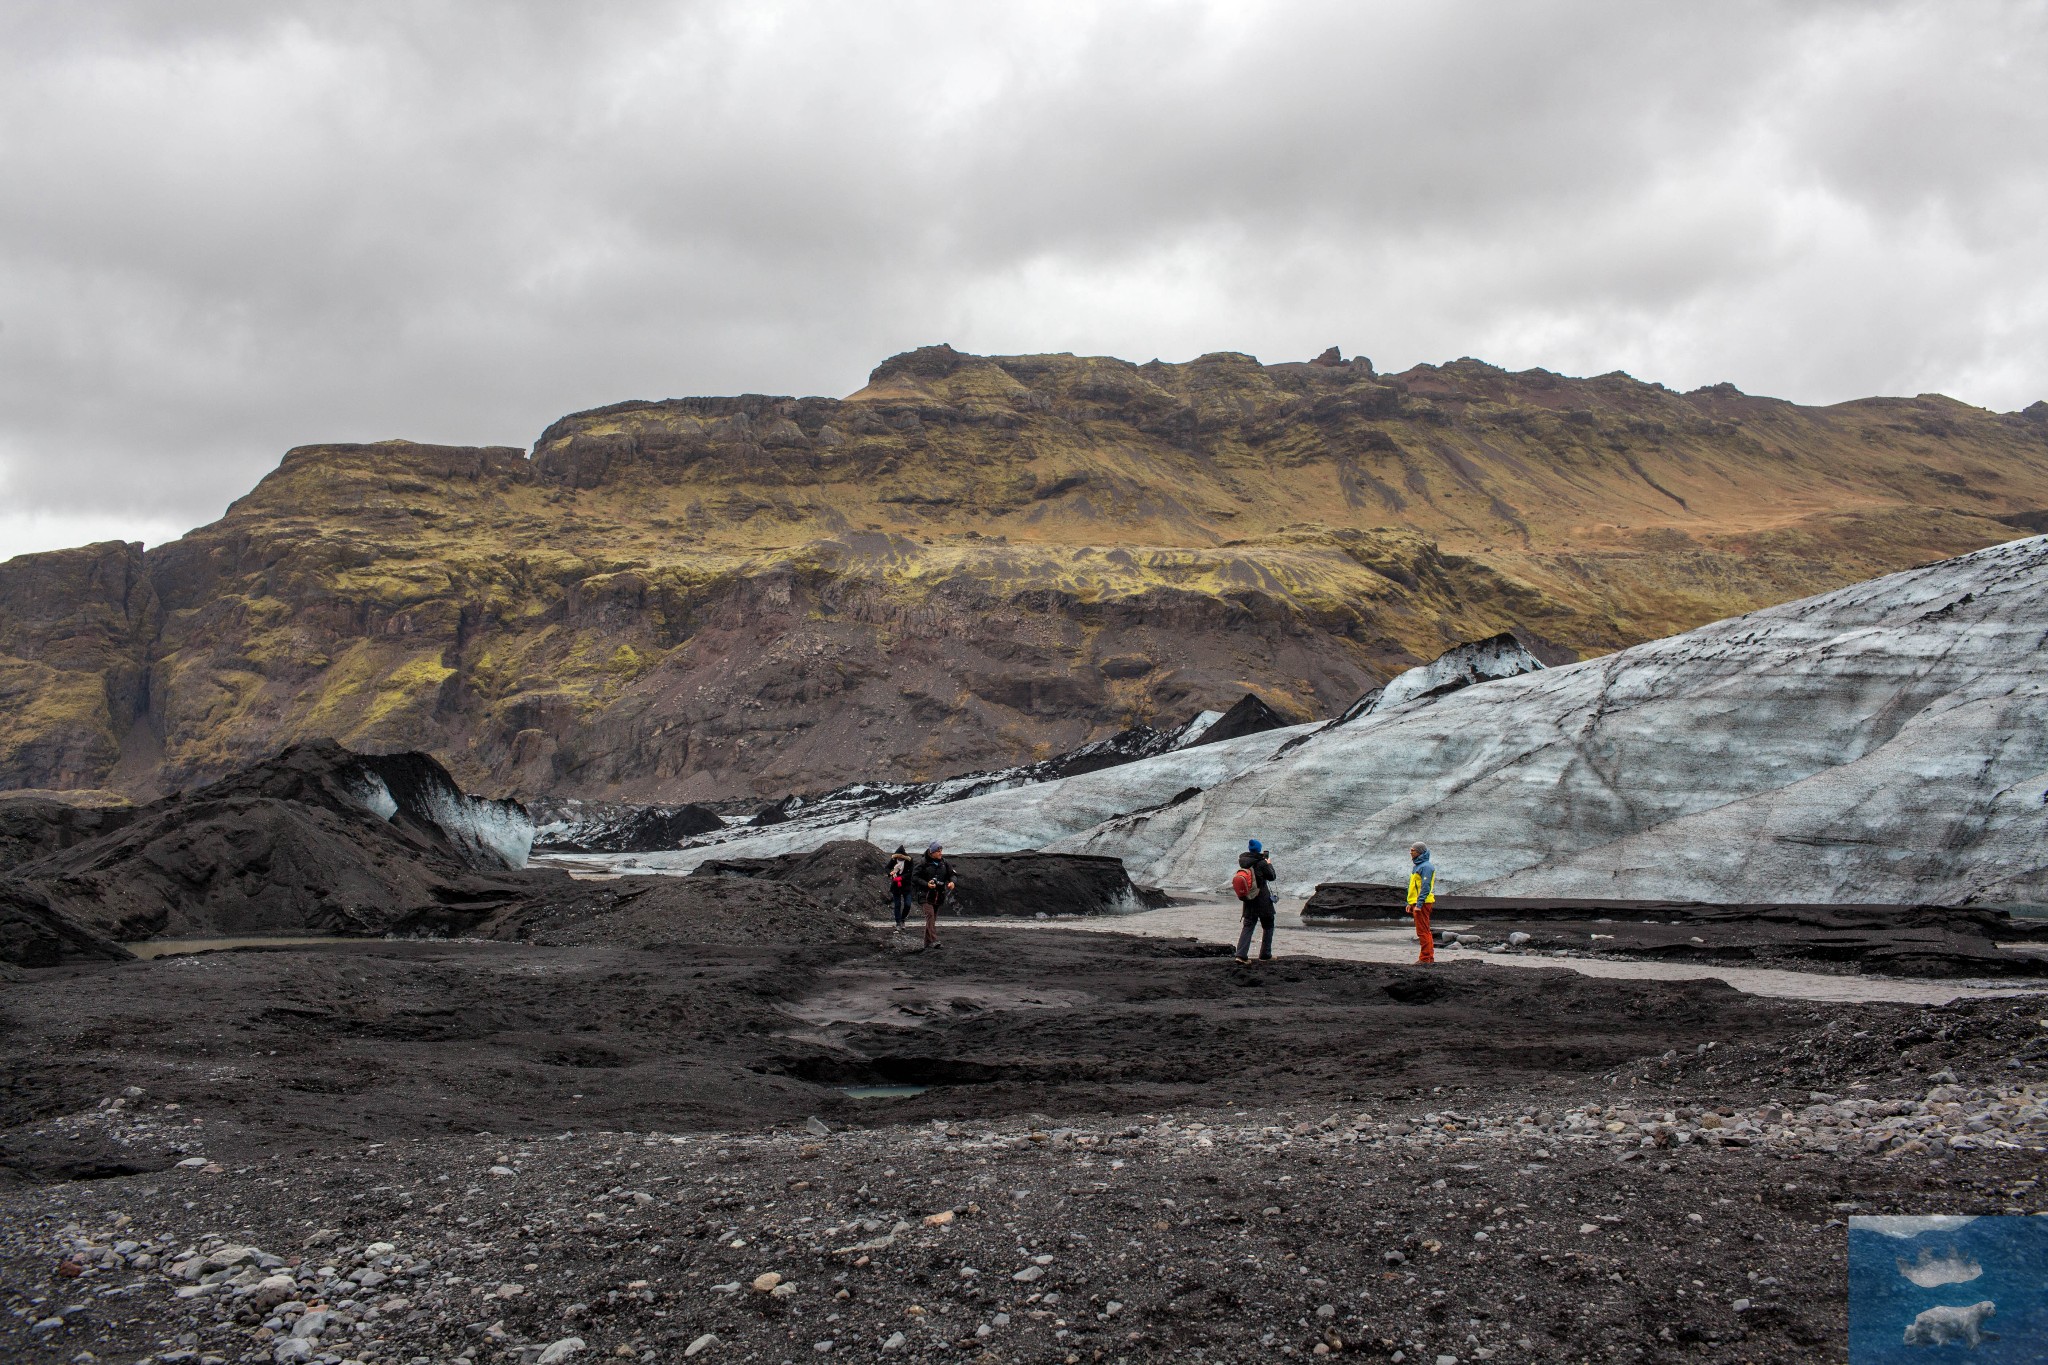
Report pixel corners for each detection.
[4,348,2046,799]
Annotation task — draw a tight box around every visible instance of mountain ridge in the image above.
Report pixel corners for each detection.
[3,344,2046,801]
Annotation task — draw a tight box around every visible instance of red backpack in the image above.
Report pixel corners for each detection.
[1231,867,1256,900]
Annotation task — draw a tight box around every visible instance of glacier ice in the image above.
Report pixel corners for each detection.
[341,753,534,869]
[423,787,534,870]
[348,772,401,822]
[616,536,2048,907]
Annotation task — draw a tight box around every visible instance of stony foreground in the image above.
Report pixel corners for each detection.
[3,928,2046,1363]
[5,1089,2046,1365]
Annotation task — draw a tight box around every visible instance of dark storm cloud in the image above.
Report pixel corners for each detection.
[1,0,2042,558]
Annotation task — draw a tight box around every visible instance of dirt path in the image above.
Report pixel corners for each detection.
[942,901,2048,1006]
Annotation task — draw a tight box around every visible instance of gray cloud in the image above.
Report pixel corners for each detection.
[1,0,2042,558]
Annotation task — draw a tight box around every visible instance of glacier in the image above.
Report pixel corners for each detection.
[1060,535,2048,904]
[605,536,2048,907]
[343,753,535,870]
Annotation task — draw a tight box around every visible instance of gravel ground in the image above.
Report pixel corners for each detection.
[4,927,2046,1364]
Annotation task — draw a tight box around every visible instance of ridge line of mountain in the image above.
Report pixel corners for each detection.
[3,344,2045,802]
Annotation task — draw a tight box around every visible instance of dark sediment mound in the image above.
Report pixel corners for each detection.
[435,874,869,948]
[695,839,891,915]
[23,798,542,942]
[751,796,799,827]
[0,797,137,873]
[1301,885,2048,978]
[1454,919,2048,980]
[693,840,1163,917]
[1332,632,1551,726]
[530,797,724,853]
[1185,692,1294,747]
[1300,882,1411,917]
[188,739,533,871]
[948,851,1164,916]
[14,740,551,942]
[0,878,132,968]
[1005,719,1182,781]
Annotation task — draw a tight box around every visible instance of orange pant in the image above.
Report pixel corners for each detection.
[1410,901,1434,963]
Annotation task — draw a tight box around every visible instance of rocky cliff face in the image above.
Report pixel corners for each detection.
[5,346,2047,801]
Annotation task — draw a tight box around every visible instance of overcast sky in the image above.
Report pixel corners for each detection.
[2,0,2044,560]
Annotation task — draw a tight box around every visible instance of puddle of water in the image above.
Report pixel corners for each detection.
[125,936,345,960]
[839,1085,930,1100]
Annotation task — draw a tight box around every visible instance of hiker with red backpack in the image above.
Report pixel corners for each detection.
[1233,839,1278,963]
[887,845,914,933]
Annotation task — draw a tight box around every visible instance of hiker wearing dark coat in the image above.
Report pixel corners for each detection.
[1234,838,1277,963]
[916,842,955,950]
[887,845,914,932]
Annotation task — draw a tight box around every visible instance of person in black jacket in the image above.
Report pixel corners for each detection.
[1235,839,1277,963]
[915,842,955,950]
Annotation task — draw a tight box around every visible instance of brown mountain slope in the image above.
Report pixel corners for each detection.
[4,345,2046,801]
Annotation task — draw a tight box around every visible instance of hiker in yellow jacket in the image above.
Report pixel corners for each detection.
[1406,843,1437,964]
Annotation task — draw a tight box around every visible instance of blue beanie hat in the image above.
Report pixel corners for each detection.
[1248,839,1262,853]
